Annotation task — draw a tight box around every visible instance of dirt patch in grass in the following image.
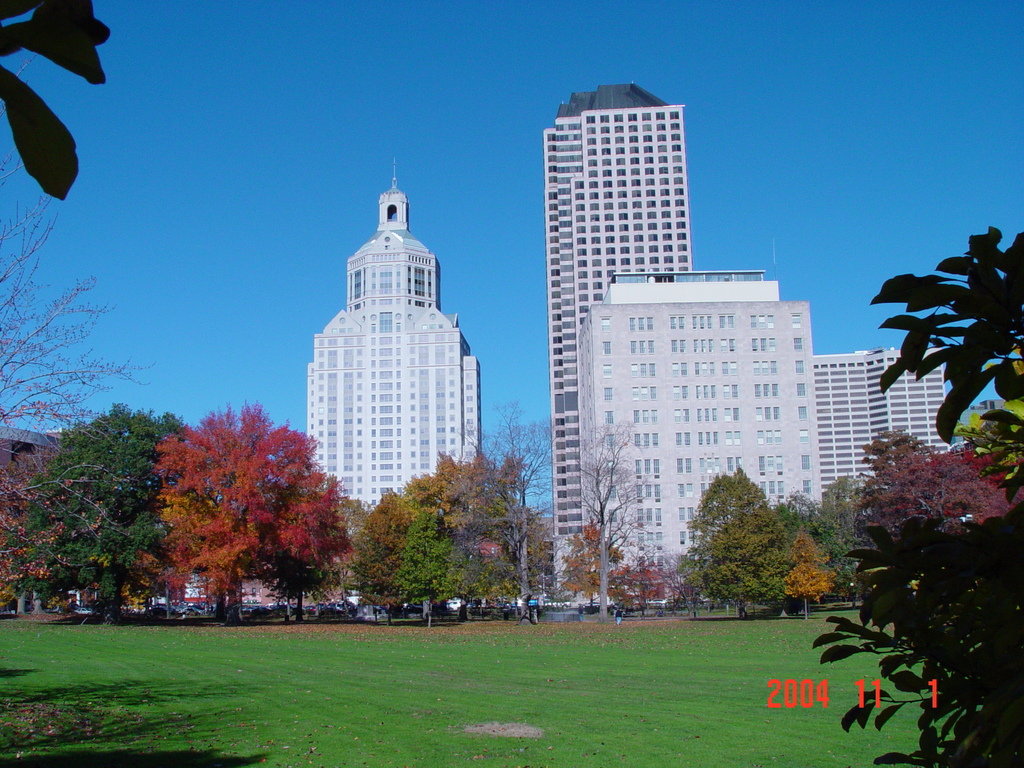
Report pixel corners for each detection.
[463,722,544,738]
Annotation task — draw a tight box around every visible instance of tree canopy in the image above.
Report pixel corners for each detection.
[0,0,110,198]
[819,228,1024,767]
[860,432,1007,534]
[396,509,456,626]
[350,492,415,615]
[784,532,833,618]
[689,470,790,608]
[156,404,346,624]
[21,404,181,621]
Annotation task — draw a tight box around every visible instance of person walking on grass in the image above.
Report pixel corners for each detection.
[614,606,623,626]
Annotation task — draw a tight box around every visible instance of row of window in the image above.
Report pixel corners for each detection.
[622,383,766,401]
[612,314,806,331]
[603,338,798,355]
[665,429,811,446]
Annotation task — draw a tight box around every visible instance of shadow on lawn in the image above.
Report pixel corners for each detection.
[0,749,265,768]
[1,678,252,761]
[0,669,34,677]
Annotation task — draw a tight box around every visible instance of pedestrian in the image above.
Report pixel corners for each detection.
[614,606,623,626]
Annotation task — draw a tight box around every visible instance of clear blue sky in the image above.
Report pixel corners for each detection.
[7,2,1022,434]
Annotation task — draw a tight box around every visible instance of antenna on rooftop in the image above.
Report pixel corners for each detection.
[772,238,778,282]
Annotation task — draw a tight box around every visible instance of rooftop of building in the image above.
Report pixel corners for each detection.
[555,84,668,118]
[610,270,765,285]
[601,270,781,305]
[0,426,59,447]
[812,348,900,362]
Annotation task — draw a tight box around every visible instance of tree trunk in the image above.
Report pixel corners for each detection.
[102,573,123,624]
[458,602,468,621]
[16,592,27,614]
[32,592,42,614]
[295,593,304,622]
[427,606,432,628]
[804,597,809,619]
[223,600,242,626]
[598,523,610,622]
[421,600,429,622]
[215,595,226,622]
[516,517,531,606]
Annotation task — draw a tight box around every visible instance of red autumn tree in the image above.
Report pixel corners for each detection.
[156,404,347,624]
[610,555,665,616]
[860,432,1009,535]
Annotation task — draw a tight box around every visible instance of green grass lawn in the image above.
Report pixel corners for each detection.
[0,613,919,768]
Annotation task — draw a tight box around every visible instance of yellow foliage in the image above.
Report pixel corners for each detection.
[785,532,834,602]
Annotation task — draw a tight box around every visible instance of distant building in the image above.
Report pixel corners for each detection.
[573,270,818,560]
[307,184,481,504]
[0,426,57,468]
[544,84,695,525]
[812,348,946,486]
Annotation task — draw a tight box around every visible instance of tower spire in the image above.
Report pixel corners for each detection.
[391,157,398,189]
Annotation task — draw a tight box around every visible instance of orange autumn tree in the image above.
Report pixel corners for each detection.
[785,531,833,619]
[562,523,622,601]
[156,404,347,624]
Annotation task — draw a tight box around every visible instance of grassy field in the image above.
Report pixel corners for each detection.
[0,613,918,768]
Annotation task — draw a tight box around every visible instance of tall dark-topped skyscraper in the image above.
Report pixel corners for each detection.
[544,85,694,533]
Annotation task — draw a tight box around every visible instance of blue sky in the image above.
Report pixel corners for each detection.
[7,2,1022,434]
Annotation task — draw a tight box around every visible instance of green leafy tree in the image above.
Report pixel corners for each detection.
[806,478,867,600]
[689,470,790,614]
[0,0,110,198]
[396,509,455,628]
[24,404,181,622]
[817,228,1024,768]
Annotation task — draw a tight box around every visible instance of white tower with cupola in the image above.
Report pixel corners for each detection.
[308,183,480,503]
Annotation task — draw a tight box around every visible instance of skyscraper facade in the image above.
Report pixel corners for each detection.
[573,271,819,556]
[545,85,694,521]
[308,184,481,504]
[812,348,945,486]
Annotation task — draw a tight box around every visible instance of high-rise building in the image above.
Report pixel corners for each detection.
[308,184,481,504]
[545,84,694,521]
[812,348,945,486]
[572,271,819,557]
